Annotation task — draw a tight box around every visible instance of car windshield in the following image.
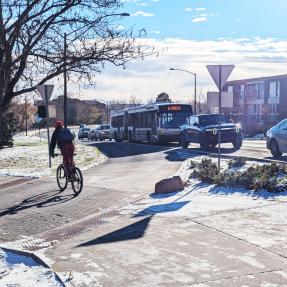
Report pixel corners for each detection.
[82,128,90,131]
[199,114,230,126]
[100,125,110,130]
[160,112,190,129]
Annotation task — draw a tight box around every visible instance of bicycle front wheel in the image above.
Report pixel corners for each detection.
[71,167,83,195]
[56,164,68,191]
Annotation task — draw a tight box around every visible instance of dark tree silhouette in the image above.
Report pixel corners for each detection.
[156,92,172,103]
[0,0,153,115]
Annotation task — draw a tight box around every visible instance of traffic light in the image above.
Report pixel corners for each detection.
[37,105,47,118]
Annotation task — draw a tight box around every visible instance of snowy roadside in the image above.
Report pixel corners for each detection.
[0,248,63,287]
[0,134,107,178]
[122,155,287,219]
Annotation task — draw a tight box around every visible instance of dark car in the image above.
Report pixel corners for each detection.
[180,114,243,150]
[78,127,90,140]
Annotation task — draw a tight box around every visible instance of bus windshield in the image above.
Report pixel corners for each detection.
[160,112,190,129]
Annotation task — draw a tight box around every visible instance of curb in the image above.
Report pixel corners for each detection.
[0,246,67,286]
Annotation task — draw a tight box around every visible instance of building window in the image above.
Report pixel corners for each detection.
[228,86,233,93]
[246,82,264,99]
[240,85,245,99]
[268,103,279,121]
[269,81,280,98]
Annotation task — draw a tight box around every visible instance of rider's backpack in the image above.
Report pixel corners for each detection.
[58,128,75,143]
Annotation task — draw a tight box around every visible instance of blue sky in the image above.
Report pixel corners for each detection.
[54,1,287,104]
[122,0,287,40]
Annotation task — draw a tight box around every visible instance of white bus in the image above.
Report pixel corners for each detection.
[110,102,193,143]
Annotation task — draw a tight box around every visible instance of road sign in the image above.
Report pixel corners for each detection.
[35,84,54,168]
[206,65,235,173]
[36,85,54,103]
[207,92,233,108]
[206,65,234,90]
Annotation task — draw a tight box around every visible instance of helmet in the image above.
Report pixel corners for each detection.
[55,120,64,128]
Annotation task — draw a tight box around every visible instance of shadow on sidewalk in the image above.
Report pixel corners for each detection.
[77,201,190,247]
[77,216,153,247]
[0,190,75,217]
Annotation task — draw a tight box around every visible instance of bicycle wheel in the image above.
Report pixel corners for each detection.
[56,164,68,191]
[71,167,83,195]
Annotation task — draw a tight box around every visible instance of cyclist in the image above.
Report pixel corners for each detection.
[49,120,75,177]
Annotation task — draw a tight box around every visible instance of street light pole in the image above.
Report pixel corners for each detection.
[170,68,197,114]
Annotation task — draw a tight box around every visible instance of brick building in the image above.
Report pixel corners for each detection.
[223,74,287,136]
[37,96,106,125]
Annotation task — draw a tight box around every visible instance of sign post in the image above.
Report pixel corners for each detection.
[36,85,54,168]
[206,65,234,171]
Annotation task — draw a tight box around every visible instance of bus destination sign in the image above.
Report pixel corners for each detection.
[168,106,181,111]
[159,104,193,113]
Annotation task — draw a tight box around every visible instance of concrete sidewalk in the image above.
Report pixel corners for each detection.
[40,196,287,287]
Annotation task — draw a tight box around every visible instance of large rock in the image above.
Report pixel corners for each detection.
[155,176,184,194]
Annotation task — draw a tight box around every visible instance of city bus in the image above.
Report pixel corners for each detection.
[110,102,193,143]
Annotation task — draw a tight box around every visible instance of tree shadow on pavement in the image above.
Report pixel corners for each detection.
[164,146,240,162]
[87,141,177,158]
[0,190,75,217]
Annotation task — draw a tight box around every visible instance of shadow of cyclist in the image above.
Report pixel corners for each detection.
[0,190,75,217]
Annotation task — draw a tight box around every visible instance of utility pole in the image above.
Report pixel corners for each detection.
[63,33,67,129]
[25,95,28,136]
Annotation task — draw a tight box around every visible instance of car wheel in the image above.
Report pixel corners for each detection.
[232,136,242,149]
[270,139,282,158]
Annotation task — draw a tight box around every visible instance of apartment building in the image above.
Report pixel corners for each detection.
[224,74,287,135]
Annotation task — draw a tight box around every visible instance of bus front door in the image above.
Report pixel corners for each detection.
[151,112,157,142]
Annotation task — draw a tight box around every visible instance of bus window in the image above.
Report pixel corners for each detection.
[160,111,191,128]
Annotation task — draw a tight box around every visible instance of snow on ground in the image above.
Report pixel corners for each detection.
[0,248,63,287]
[122,156,287,219]
[0,134,107,178]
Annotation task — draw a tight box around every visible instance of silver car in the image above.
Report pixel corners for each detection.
[96,124,112,141]
[266,119,287,157]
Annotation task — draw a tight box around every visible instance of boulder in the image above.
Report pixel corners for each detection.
[155,176,184,194]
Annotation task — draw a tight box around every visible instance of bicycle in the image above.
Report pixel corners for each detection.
[55,154,83,195]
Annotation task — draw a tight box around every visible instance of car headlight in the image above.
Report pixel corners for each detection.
[266,130,271,137]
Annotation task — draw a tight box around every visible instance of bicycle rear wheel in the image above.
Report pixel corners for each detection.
[71,167,83,195]
[56,164,68,191]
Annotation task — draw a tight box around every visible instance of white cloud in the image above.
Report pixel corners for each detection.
[195,8,206,12]
[184,8,193,12]
[131,10,154,17]
[137,2,148,6]
[150,30,160,34]
[67,37,287,104]
[192,17,207,23]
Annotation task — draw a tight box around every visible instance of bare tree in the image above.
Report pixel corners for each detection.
[0,0,152,115]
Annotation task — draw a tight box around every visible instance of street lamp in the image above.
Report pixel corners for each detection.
[63,12,130,128]
[170,68,197,114]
